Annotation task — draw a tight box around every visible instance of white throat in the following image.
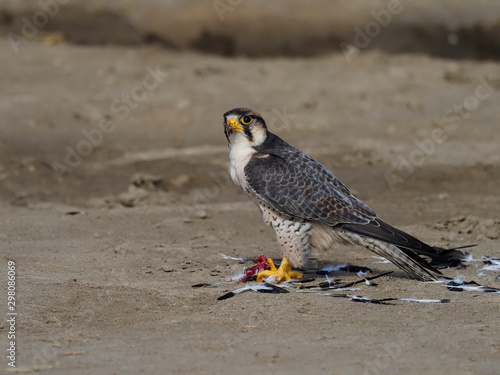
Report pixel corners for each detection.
[227,127,267,190]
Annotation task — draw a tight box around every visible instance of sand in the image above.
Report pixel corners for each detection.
[1,4,500,374]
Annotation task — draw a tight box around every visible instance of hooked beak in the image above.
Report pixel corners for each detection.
[224,118,243,141]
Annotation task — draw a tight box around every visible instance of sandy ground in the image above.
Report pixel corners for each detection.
[1,17,500,375]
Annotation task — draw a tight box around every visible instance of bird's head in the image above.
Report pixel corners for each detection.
[223,108,268,146]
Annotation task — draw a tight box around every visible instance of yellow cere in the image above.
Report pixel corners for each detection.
[227,118,242,131]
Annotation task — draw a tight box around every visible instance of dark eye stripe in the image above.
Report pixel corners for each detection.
[243,127,254,142]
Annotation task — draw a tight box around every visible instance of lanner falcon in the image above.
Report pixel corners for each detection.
[223,107,459,282]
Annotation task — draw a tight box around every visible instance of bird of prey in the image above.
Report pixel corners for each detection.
[223,107,463,282]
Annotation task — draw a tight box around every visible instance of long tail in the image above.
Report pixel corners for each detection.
[371,242,439,281]
[336,218,473,281]
[429,244,476,268]
[336,229,439,281]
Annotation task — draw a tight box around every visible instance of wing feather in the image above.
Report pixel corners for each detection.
[244,145,376,225]
[340,218,442,258]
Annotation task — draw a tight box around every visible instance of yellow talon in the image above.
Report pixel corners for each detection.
[256,257,303,282]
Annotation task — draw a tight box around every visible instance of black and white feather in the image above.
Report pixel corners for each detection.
[223,107,465,281]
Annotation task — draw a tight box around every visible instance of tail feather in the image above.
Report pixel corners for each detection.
[359,236,439,281]
[341,218,440,258]
[376,245,440,281]
[429,244,476,268]
[335,218,473,281]
[315,218,474,281]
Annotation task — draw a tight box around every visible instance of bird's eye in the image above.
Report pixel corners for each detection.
[240,116,253,125]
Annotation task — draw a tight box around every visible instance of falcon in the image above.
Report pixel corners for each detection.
[223,107,460,282]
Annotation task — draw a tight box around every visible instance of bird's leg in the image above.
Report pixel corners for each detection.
[256,256,302,282]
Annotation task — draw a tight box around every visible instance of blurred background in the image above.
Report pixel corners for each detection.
[2,0,500,58]
[0,0,499,216]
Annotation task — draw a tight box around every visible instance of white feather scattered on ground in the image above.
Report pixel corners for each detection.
[400,298,450,303]
[214,254,500,301]
[217,282,288,300]
[318,264,372,275]
[318,264,350,273]
[371,256,391,264]
[357,270,370,277]
[220,254,251,263]
[226,269,246,282]
[480,264,500,272]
